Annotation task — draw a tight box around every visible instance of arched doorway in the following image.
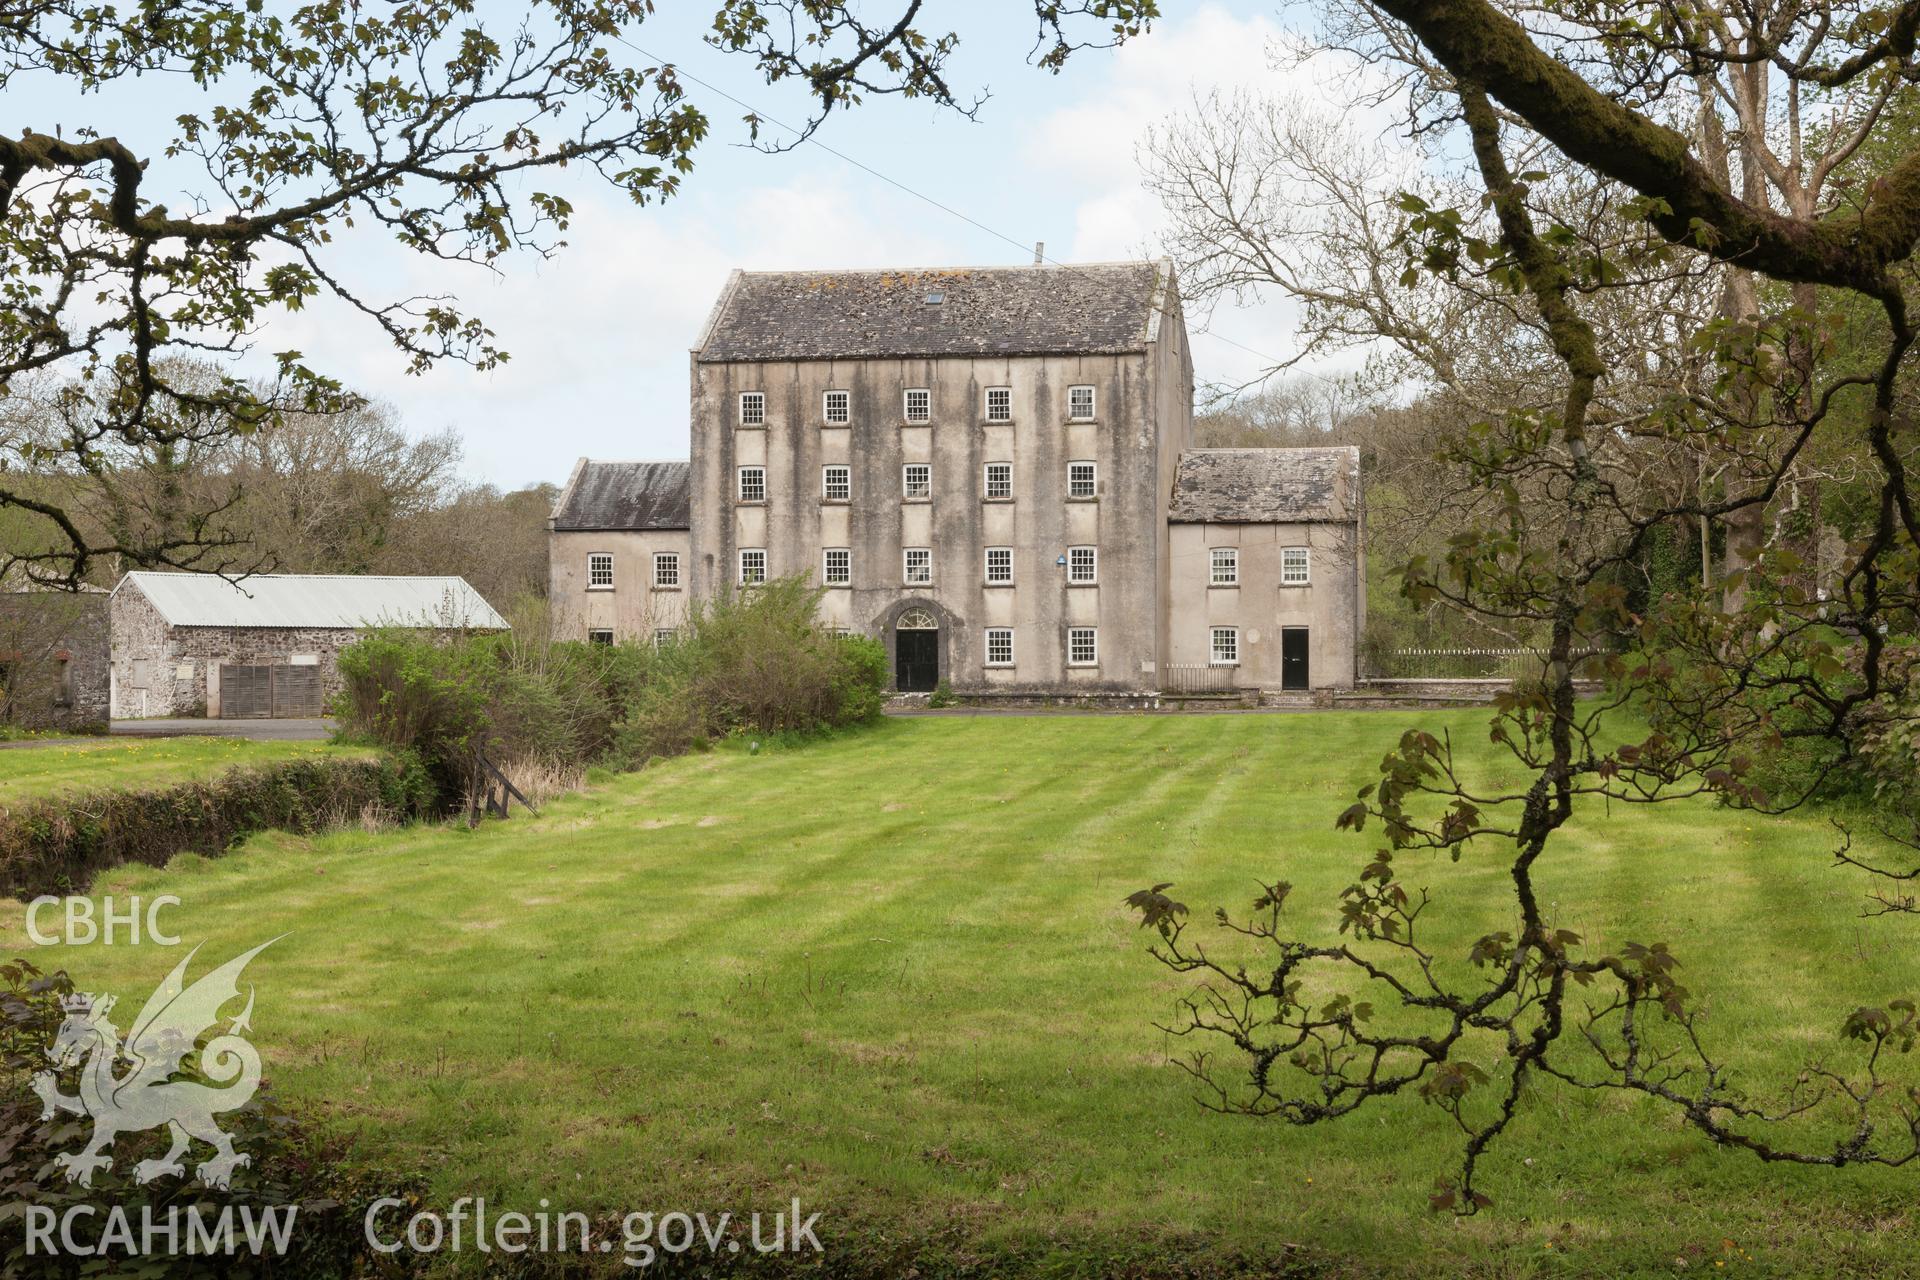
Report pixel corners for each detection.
[894,607,939,692]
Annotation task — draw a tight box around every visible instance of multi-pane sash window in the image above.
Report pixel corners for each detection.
[738,549,767,585]
[903,548,933,584]
[1211,627,1239,665]
[822,465,850,501]
[903,464,932,499]
[1210,547,1238,585]
[1068,546,1097,584]
[587,553,613,589]
[653,552,681,588]
[823,390,851,424]
[985,628,1014,666]
[984,387,1012,422]
[1068,461,1097,499]
[587,629,614,645]
[653,628,677,647]
[985,547,1013,584]
[739,392,765,426]
[1067,627,1097,666]
[822,548,851,585]
[737,466,766,503]
[1282,547,1311,585]
[984,461,1012,499]
[1068,385,1096,420]
[904,389,931,422]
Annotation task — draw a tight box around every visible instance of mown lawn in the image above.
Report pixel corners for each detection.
[0,736,370,801]
[2,710,1914,1278]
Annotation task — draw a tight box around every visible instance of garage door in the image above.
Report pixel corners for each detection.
[218,664,324,718]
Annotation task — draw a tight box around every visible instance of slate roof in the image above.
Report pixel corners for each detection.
[115,573,509,630]
[693,262,1172,362]
[550,460,690,531]
[1167,447,1361,524]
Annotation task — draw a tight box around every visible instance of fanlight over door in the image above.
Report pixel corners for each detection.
[894,609,939,692]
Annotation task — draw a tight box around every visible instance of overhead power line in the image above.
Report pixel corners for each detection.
[612,33,1289,372]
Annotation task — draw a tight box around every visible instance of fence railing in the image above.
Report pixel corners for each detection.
[1161,663,1242,694]
[1379,647,1607,681]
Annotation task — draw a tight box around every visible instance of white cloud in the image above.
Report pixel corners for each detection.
[1022,4,1410,398]
[1022,5,1290,255]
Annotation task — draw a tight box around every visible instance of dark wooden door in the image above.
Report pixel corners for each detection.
[220,664,272,718]
[220,663,325,718]
[272,664,324,716]
[896,629,938,692]
[1280,628,1310,691]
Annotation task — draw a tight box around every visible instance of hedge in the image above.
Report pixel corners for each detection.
[0,753,434,898]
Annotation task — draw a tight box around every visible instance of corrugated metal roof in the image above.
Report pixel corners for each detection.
[1167,447,1361,523]
[551,460,690,531]
[693,261,1172,362]
[115,572,509,630]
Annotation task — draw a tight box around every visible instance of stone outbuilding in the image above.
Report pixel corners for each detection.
[109,572,507,719]
[0,586,110,732]
[548,460,691,645]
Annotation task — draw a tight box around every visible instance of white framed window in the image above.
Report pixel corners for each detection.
[1210,626,1239,665]
[822,464,850,501]
[904,388,931,423]
[653,628,678,647]
[984,387,1012,422]
[984,547,1013,585]
[653,552,681,589]
[737,466,766,503]
[984,461,1012,500]
[902,463,932,499]
[823,547,851,586]
[823,389,851,424]
[738,391,766,426]
[1068,460,1097,499]
[985,628,1015,667]
[587,628,614,646]
[738,548,767,585]
[1068,385,1096,420]
[1282,547,1311,585]
[903,547,933,585]
[1067,546,1097,584]
[1067,627,1097,666]
[587,553,614,589]
[1210,547,1238,586]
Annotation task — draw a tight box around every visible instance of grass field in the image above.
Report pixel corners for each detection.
[3,711,1915,1278]
[0,736,370,801]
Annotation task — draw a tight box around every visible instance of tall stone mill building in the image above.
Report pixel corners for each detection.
[550,261,1364,697]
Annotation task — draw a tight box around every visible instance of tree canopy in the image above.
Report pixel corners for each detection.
[1139,0,1920,1214]
[0,0,1158,585]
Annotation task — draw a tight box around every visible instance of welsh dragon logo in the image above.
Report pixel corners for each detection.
[31,939,279,1189]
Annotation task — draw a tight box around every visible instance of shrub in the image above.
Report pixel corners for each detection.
[0,958,423,1278]
[335,622,646,801]
[929,678,956,708]
[616,578,889,765]
[335,578,888,787]
[0,754,433,898]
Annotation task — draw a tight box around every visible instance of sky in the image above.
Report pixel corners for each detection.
[21,2,1325,489]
